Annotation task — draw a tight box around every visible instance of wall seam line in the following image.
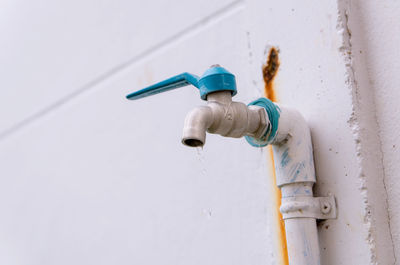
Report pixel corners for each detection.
[0,0,244,142]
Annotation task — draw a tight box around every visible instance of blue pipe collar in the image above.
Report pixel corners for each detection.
[245,97,280,147]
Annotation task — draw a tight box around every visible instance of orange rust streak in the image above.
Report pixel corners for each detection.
[263,47,288,265]
[265,82,277,102]
[268,147,289,265]
[263,47,280,102]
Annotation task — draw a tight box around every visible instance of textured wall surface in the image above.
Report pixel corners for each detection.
[0,0,397,264]
[343,0,400,263]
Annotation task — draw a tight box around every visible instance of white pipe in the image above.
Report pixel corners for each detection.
[272,106,320,265]
[284,218,320,265]
[280,183,320,265]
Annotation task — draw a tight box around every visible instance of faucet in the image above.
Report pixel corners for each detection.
[182,89,268,147]
[126,65,337,265]
[126,65,274,147]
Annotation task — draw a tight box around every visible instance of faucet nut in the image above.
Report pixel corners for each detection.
[250,106,269,139]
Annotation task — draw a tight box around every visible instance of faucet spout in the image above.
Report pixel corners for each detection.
[182,106,214,147]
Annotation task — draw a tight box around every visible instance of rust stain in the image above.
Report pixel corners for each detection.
[262,47,280,102]
[268,147,289,265]
[263,47,288,265]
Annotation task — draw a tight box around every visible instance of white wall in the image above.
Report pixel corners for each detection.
[0,0,397,264]
[344,0,400,262]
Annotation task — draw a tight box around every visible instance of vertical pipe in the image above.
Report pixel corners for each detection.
[284,218,320,265]
[272,106,321,265]
[267,148,289,265]
[280,183,320,265]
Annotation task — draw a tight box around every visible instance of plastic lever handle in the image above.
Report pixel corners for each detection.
[126,72,200,100]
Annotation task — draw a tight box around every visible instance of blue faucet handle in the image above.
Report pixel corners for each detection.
[126,72,200,100]
[126,66,237,101]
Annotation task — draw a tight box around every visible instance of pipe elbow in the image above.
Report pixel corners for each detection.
[273,106,309,144]
[272,106,316,187]
[182,106,214,147]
